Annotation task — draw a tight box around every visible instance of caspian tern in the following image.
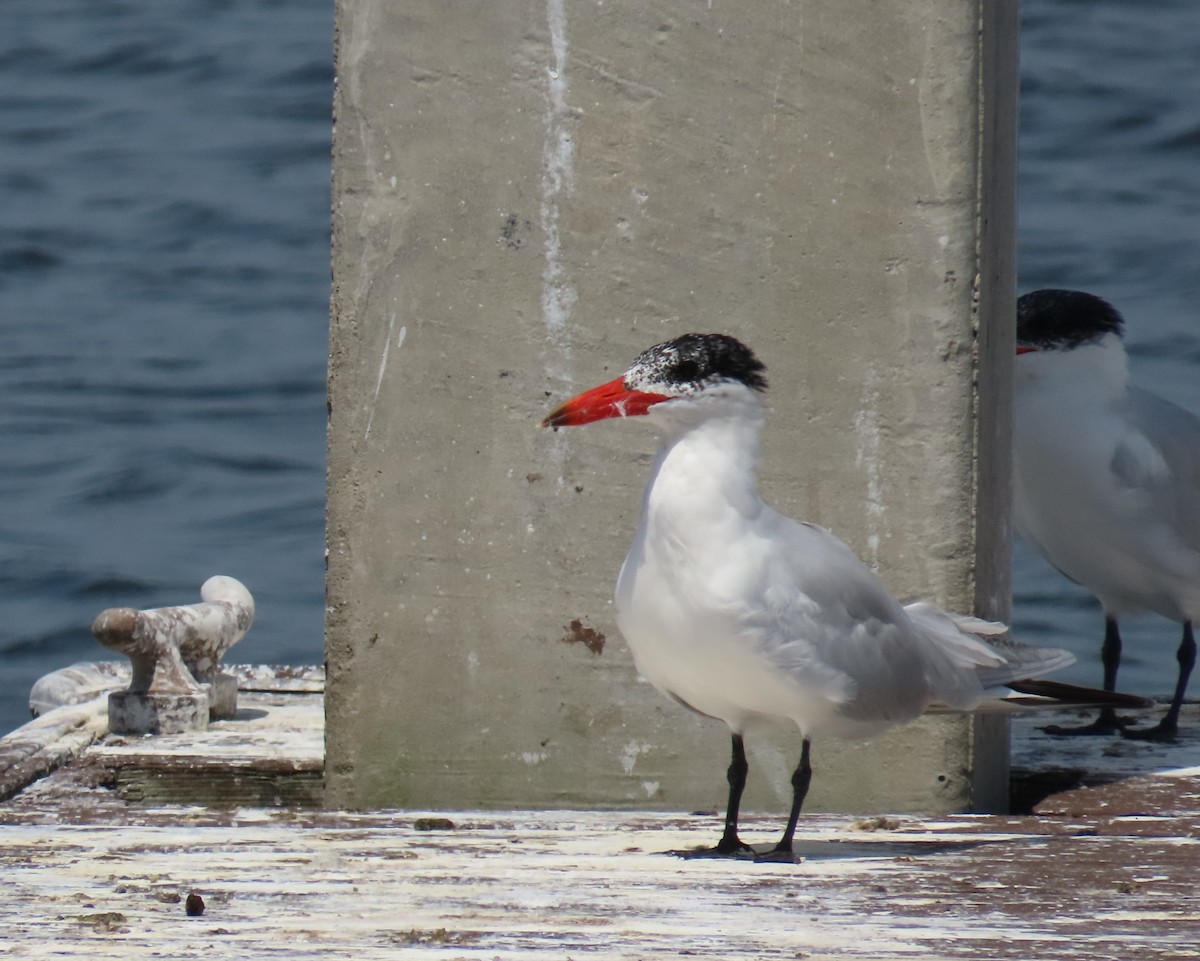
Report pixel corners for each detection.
[1014,289,1200,739]
[541,333,1079,859]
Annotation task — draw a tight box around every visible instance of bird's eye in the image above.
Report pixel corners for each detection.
[673,359,700,381]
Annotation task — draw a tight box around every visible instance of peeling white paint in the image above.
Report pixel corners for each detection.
[6,688,1200,958]
[540,0,577,397]
[363,313,400,441]
[619,740,653,775]
[853,368,885,567]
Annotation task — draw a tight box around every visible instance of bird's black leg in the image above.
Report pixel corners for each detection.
[715,733,753,853]
[758,738,811,862]
[1044,617,1126,736]
[675,733,755,858]
[1125,621,1195,741]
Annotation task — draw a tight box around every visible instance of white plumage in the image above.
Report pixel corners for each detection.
[1014,289,1200,739]
[616,381,1061,741]
[543,333,1074,857]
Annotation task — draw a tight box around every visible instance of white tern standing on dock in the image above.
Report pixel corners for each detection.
[541,333,1080,859]
[1014,289,1200,740]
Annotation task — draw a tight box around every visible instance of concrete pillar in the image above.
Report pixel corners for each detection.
[326,0,1017,813]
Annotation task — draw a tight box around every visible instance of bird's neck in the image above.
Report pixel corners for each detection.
[1018,333,1130,408]
[641,405,768,534]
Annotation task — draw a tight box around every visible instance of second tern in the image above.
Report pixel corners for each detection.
[1014,289,1200,739]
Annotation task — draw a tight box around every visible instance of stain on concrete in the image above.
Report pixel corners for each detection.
[500,214,530,249]
[563,618,605,655]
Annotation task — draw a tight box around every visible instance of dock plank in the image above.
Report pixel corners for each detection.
[2,808,1199,959]
[2,687,1199,958]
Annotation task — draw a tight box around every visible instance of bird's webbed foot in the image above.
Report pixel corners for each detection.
[1120,718,1178,742]
[1041,719,1125,737]
[1041,709,1126,737]
[752,844,802,864]
[670,835,757,860]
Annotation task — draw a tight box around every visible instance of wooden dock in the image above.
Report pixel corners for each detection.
[2,671,1199,959]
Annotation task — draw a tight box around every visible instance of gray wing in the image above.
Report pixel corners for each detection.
[744,517,977,721]
[1118,387,1200,553]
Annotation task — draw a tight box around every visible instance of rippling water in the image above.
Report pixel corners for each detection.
[1,0,1197,735]
[1013,0,1200,698]
[0,0,332,733]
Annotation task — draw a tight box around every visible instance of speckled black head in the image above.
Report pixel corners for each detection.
[1017,289,1125,350]
[626,333,768,394]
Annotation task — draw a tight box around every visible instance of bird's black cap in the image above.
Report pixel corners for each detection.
[631,333,768,392]
[1017,289,1125,350]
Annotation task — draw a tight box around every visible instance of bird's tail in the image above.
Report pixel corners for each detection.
[904,602,1156,713]
[902,601,1076,710]
[1002,677,1154,710]
[930,680,1156,714]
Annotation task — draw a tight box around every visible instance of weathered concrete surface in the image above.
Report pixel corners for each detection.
[3,809,1200,960]
[4,693,1200,958]
[0,697,107,803]
[327,1,1018,811]
[0,666,325,805]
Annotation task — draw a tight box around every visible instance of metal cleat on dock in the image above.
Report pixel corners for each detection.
[91,576,255,734]
[177,576,256,720]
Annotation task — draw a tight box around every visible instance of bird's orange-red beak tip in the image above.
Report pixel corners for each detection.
[539,376,669,429]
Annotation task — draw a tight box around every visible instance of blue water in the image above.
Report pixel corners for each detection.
[1013,0,1200,699]
[0,0,332,734]
[1,0,1197,736]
